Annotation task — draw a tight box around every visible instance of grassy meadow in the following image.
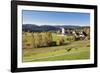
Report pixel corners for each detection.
[22,33,90,62]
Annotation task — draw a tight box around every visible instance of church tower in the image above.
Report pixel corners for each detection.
[61,27,65,36]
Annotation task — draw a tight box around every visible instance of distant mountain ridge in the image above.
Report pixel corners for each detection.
[22,24,87,32]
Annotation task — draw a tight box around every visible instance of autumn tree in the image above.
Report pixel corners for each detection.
[34,33,40,48]
[46,32,52,46]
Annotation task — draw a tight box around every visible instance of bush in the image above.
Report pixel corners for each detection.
[56,39,64,46]
[87,44,90,47]
[51,41,56,46]
[56,40,61,46]
[86,35,90,40]
[67,36,76,41]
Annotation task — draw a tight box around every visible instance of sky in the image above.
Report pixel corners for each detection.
[22,10,90,26]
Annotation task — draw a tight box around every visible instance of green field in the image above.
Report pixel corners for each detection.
[22,37,90,62]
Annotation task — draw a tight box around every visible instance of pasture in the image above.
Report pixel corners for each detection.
[22,34,90,62]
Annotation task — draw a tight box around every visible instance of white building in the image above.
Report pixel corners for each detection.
[61,27,65,36]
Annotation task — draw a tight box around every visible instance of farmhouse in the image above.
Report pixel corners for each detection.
[72,31,87,40]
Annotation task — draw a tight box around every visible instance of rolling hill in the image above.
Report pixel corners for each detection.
[22,24,85,32]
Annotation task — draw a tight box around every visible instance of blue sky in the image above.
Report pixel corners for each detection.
[22,10,90,26]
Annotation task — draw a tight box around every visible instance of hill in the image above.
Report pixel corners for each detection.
[22,24,88,32]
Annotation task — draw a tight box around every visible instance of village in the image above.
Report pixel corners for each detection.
[57,27,90,40]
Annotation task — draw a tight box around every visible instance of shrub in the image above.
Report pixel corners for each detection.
[56,38,64,46]
[67,36,76,41]
[51,41,56,46]
[87,44,90,47]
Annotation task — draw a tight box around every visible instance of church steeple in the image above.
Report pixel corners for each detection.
[60,27,65,36]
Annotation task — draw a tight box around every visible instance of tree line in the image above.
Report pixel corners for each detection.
[22,32,53,49]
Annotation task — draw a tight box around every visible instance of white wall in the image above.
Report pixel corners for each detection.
[0,0,99,73]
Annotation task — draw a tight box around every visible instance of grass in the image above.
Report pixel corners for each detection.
[32,50,89,61]
[22,39,90,62]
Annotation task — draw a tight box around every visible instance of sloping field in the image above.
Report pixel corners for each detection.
[23,40,90,62]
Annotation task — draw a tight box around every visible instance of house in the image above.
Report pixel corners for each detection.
[72,31,87,40]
